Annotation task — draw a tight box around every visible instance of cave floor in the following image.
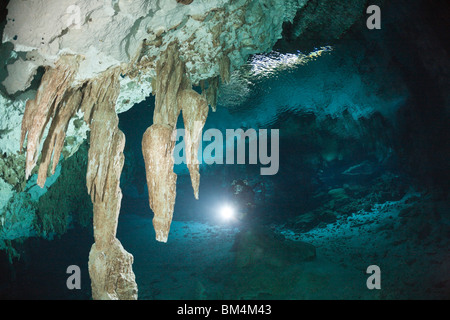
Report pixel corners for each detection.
[1,189,448,300]
[117,190,450,300]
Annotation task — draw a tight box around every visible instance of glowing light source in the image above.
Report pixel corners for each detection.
[220,205,235,221]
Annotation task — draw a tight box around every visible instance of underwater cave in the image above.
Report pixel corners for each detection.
[0,0,449,301]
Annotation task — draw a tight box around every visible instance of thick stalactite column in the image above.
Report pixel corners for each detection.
[142,124,177,242]
[83,69,137,300]
[142,43,211,242]
[142,43,187,243]
[179,89,209,200]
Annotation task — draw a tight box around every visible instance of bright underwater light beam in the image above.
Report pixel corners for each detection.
[220,204,235,221]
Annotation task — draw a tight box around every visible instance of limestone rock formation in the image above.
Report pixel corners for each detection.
[142,43,185,242]
[20,55,81,183]
[142,42,210,241]
[142,124,177,243]
[83,69,137,299]
[179,89,209,199]
[14,53,138,299]
[200,77,219,112]
[2,0,314,102]
[37,89,83,188]
[152,43,187,127]
[89,238,137,300]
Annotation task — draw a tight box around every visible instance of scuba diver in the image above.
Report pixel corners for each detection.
[229,179,256,224]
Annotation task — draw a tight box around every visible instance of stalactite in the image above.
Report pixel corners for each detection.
[19,54,137,299]
[219,54,231,84]
[153,42,188,126]
[20,55,81,181]
[142,124,177,242]
[143,43,183,243]
[84,72,124,204]
[36,88,82,187]
[179,89,209,199]
[85,74,123,242]
[205,76,219,112]
[142,42,209,242]
[83,68,137,300]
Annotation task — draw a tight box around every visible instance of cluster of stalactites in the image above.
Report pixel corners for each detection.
[20,55,82,187]
[199,76,219,112]
[142,42,210,242]
[17,42,233,296]
[20,58,137,300]
[19,56,130,196]
[198,53,230,112]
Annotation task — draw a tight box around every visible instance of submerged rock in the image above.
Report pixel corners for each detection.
[342,160,378,176]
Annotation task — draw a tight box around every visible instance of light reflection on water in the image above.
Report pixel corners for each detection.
[247,47,333,80]
[216,47,333,128]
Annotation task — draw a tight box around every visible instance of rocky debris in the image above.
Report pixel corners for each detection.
[396,194,450,247]
[280,174,450,299]
[0,152,26,192]
[287,172,410,232]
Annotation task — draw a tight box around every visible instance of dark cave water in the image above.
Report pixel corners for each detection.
[1,0,450,300]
